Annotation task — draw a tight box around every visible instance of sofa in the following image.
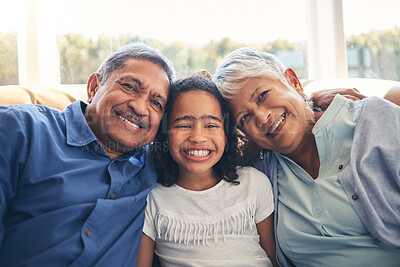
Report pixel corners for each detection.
[0,84,88,110]
[0,78,399,109]
[303,77,400,105]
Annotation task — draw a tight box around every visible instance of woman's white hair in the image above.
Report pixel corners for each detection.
[213,47,288,99]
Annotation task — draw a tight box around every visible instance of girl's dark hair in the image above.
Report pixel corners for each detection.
[150,74,240,187]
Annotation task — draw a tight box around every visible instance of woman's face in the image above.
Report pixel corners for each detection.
[229,69,314,155]
[167,90,227,178]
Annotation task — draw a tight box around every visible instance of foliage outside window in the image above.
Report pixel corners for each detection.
[1,27,400,85]
[346,26,400,80]
[0,31,18,85]
[57,34,307,84]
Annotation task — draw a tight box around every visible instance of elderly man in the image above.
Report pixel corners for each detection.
[0,43,175,266]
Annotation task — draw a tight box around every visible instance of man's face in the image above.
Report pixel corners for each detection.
[85,58,170,158]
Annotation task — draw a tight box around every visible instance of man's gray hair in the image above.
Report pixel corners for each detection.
[213,47,287,99]
[97,42,176,85]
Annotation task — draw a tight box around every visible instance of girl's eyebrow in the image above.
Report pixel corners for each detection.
[173,115,222,123]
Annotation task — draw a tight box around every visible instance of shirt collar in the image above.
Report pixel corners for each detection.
[64,101,147,161]
[64,100,98,146]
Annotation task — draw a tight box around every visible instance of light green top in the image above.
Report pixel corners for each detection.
[276,95,400,266]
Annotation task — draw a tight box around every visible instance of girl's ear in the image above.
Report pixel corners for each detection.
[285,68,304,95]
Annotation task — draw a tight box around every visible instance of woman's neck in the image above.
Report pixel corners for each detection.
[176,169,220,191]
[286,111,322,179]
[287,133,320,179]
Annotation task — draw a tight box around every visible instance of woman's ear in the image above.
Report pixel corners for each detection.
[285,68,304,95]
[87,73,100,103]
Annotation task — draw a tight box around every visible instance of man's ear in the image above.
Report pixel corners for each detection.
[285,68,303,95]
[87,73,100,103]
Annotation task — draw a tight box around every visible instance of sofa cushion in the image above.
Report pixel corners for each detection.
[303,78,399,98]
[0,85,87,110]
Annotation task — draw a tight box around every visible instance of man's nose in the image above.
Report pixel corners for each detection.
[128,95,148,116]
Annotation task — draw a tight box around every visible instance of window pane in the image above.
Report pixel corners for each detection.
[54,0,308,83]
[343,0,400,80]
[0,3,18,85]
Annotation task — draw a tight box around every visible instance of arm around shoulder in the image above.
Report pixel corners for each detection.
[384,83,400,106]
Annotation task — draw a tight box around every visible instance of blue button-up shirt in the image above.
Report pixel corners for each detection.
[0,101,157,266]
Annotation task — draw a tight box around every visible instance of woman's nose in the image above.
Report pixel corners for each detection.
[254,110,270,128]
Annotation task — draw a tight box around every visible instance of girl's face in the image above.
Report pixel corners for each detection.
[229,69,314,155]
[167,90,227,178]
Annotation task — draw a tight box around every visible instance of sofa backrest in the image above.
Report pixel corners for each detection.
[0,85,87,110]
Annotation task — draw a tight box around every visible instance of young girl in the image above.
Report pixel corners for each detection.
[137,74,278,267]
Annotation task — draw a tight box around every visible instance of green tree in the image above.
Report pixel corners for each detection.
[0,31,18,85]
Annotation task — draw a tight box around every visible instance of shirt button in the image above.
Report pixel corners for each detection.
[86,229,91,237]
[338,164,343,170]
[352,195,359,200]
[94,145,99,151]
[110,192,115,199]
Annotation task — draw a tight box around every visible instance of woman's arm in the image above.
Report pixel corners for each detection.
[257,213,279,267]
[137,233,155,267]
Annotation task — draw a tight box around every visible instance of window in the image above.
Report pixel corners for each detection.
[0,2,18,85]
[3,0,398,86]
[343,0,400,80]
[54,0,308,82]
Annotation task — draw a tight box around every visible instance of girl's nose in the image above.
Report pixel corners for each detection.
[188,125,207,143]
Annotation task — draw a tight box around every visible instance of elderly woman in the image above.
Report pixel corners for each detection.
[213,47,400,267]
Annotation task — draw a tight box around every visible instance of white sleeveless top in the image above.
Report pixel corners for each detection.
[143,166,274,266]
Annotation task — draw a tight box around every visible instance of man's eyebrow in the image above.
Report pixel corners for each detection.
[118,75,142,86]
[154,93,167,105]
[128,77,142,86]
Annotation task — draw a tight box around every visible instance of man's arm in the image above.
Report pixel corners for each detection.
[310,88,366,110]
[0,107,27,246]
[384,84,400,106]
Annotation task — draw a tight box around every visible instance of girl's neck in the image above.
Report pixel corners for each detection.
[176,169,220,191]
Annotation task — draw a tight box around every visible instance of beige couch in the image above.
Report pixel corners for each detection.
[0,84,88,110]
[304,78,400,105]
[0,79,399,109]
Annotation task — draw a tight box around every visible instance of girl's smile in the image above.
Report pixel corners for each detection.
[167,90,227,179]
